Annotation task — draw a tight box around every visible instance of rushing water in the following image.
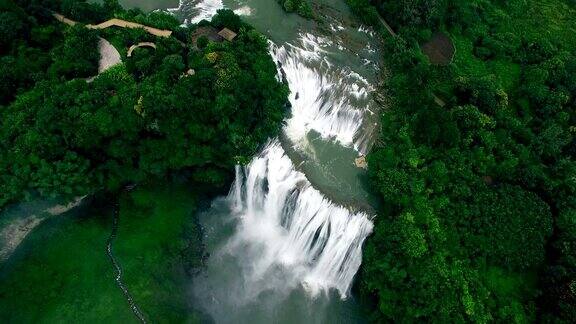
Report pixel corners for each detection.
[122,0,382,322]
[228,142,373,298]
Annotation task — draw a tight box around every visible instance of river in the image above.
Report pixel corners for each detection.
[128,0,382,322]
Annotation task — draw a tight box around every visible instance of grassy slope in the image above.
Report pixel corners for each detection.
[0,182,201,323]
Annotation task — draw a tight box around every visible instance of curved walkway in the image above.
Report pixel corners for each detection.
[127,42,157,57]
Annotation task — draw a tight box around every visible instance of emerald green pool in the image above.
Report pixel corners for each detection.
[0,184,203,323]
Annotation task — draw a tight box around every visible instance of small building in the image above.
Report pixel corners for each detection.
[218,28,237,42]
[190,26,223,47]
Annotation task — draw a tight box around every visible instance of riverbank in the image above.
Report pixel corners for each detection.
[0,196,85,262]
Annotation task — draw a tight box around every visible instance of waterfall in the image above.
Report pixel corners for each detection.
[226,141,373,298]
[168,1,381,312]
[231,165,244,213]
[216,33,375,300]
[271,34,374,153]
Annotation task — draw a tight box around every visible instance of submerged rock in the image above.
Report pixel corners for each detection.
[354,155,367,169]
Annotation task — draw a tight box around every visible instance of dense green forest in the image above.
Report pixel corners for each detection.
[0,0,288,208]
[346,0,576,322]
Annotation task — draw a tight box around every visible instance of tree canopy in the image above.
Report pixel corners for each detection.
[0,1,288,209]
[347,0,576,322]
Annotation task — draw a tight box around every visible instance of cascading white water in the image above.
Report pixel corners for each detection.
[227,141,373,298]
[220,33,375,300]
[272,34,374,153]
[171,0,378,306]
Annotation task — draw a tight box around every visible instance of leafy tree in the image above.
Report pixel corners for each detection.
[0,11,27,52]
[0,7,288,211]
[48,24,99,79]
[276,0,314,19]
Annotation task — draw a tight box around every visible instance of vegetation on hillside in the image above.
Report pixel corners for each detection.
[0,0,288,209]
[347,0,576,322]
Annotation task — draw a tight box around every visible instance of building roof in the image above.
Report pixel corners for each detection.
[190,26,223,46]
[218,28,237,42]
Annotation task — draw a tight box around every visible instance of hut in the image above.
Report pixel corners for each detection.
[190,26,223,47]
[218,28,237,42]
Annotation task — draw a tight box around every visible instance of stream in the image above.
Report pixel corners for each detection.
[114,0,382,322]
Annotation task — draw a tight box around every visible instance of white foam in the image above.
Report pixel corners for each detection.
[226,141,373,298]
[168,0,224,24]
[272,34,373,152]
[234,5,252,16]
